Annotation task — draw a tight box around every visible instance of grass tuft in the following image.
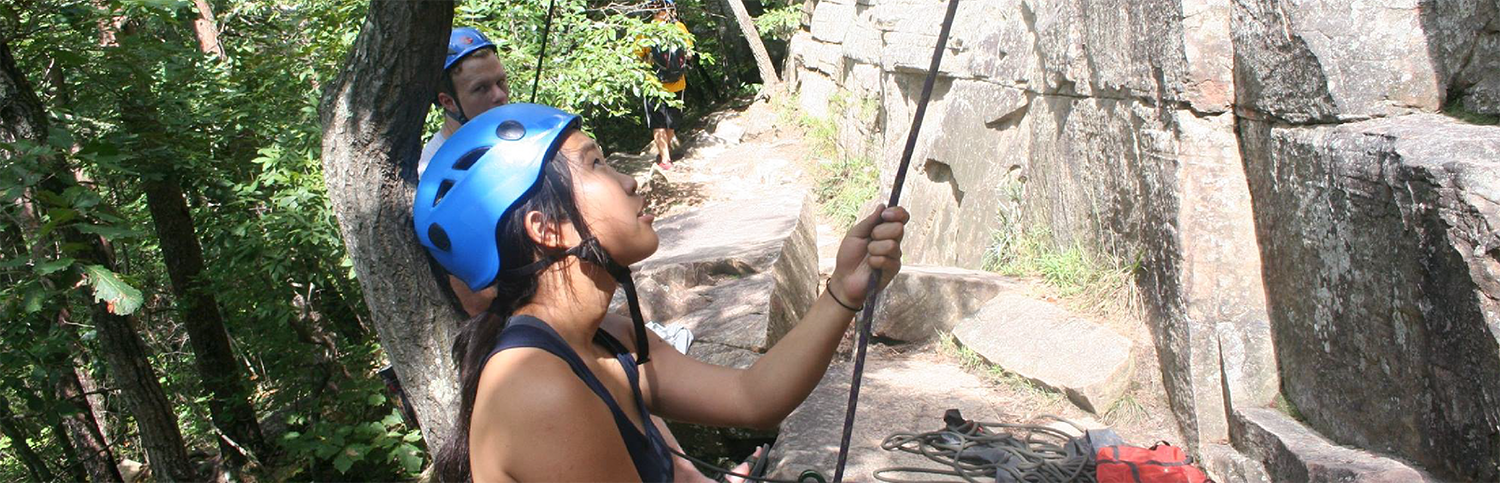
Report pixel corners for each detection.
[939,333,1066,404]
[983,225,1141,316]
[776,89,884,229]
[1443,99,1500,126]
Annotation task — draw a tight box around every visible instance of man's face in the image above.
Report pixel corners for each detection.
[441,49,510,118]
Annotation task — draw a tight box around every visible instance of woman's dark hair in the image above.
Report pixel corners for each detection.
[432,140,606,482]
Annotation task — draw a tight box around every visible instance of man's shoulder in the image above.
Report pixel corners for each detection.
[417,130,449,177]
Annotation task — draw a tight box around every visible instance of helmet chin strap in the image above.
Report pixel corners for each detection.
[494,238,652,364]
[443,104,470,125]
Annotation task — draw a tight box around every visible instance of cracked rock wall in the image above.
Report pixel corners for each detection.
[790,0,1499,477]
[788,0,1276,457]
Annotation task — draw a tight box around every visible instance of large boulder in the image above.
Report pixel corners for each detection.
[952,295,1133,413]
[624,187,820,348]
[787,0,1277,457]
[1230,409,1435,482]
[1240,114,1500,480]
[869,265,1020,341]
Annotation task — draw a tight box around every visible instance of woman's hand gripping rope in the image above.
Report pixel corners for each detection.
[829,205,909,309]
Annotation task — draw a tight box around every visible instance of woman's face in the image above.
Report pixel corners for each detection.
[557,130,659,265]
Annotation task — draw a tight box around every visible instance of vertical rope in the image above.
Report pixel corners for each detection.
[531,0,559,103]
[830,0,962,480]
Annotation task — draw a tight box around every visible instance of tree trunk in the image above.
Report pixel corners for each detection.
[9,157,125,483]
[123,14,267,464]
[319,0,457,446]
[723,0,781,89]
[189,0,225,58]
[50,319,126,483]
[54,371,123,482]
[0,395,56,482]
[141,176,267,463]
[0,39,199,483]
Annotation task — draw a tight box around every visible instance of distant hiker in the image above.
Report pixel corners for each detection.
[415,103,909,481]
[416,27,715,482]
[639,1,694,170]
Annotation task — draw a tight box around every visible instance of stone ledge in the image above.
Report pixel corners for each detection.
[870,265,1021,342]
[1231,408,1435,483]
[952,295,1133,413]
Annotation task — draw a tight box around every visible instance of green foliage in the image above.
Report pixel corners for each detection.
[2,0,760,479]
[449,0,713,152]
[1443,99,1500,126]
[754,5,802,42]
[275,374,427,480]
[982,225,1140,315]
[781,90,884,228]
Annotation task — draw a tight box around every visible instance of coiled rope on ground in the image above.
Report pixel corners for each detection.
[872,415,1096,483]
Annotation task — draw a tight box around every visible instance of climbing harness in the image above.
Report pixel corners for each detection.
[873,410,1096,483]
[832,0,962,479]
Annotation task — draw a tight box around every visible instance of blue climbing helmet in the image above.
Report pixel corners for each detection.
[413,103,655,363]
[415,103,577,290]
[445,27,496,71]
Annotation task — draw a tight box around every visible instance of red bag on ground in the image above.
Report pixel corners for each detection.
[1096,442,1210,483]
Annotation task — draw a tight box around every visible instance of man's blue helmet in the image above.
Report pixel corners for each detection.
[445,27,497,71]
[413,103,580,290]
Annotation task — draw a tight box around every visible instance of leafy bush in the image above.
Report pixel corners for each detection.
[755,5,803,42]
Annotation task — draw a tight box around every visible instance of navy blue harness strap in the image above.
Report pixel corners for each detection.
[481,315,674,482]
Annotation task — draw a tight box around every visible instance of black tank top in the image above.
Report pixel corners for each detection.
[481,315,674,482]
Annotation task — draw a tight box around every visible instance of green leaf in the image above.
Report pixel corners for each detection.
[397,444,424,474]
[402,431,422,443]
[34,258,75,276]
[81,265,143,315]
[366,393,385,406]
[332,454,354,473]
[74,224,141,240]
[0,258,29,270]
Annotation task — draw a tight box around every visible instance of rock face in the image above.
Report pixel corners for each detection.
[870,265,1019,342]
[1231,409,1436,483]
[787,0,1277,458]
[792,0,1500,477]
[952,295,1133,413]
[623,187,820,349]
[1239,115,1500,480]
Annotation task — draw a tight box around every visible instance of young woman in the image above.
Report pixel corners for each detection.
[415,104,909,482]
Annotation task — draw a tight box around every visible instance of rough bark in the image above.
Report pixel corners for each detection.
[319,0,457,445]
[189,0,224,58]
[140,176,267,463]
[0,39,198,483]
[123,15,267,463]
[49,319,126,483]
[723,0,781,88]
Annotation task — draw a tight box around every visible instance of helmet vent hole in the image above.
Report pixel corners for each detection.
[452,148,488,171]
[433,180,455,207]
[428,224,452,251]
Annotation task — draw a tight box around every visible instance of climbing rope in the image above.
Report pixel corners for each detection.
[873,413,1096,483]
[832,0,962,480]
[668,446,828,483]
[531,0,560,103]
